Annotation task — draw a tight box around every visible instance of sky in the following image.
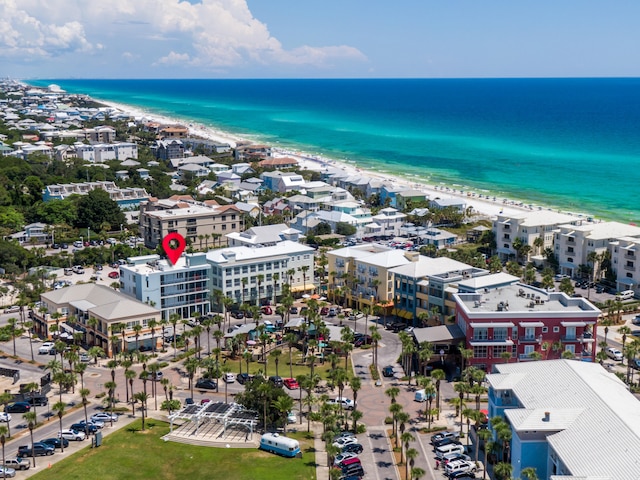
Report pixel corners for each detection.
[1,0,639,79]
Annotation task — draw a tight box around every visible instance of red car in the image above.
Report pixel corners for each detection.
[283,378,299,390]
[320,307,329,315]
[108,271,120,279]
[261,306,273,315]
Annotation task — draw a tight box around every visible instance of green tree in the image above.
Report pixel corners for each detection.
[134,391,150,430]
[23,411,37,467]
[0,425,7,477]
[271,395,295,434]
[52,401,66,454]
[75,188,125,232]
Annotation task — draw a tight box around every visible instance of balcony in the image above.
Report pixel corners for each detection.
[561,335,579,343]
[519,353,539,361]
[519,336,539,343]
[624,264,636,271]
[625,251,636,259]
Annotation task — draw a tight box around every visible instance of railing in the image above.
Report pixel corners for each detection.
[561,335,579,342]
[519,353,538,361]
[519,336,538,343]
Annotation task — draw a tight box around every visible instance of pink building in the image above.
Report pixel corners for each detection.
[454,284,600,372]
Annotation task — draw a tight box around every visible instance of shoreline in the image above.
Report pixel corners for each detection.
[33,81,603,223]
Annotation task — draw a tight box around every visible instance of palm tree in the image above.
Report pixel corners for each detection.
[169,313,180,359]
[270,349,283,377]
[521,467,539,480]
[185,357,200,398]
[23,411,37,468]
[431,368,445,420]
[52,401,66,454]
[148,319,158,354]
[134,392,150,430]
[494,462,513,480]
[0,425,8,478]
[619,325,632,365]
[272,395,295,434]
[80,387,90,431]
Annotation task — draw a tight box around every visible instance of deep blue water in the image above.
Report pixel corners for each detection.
[28,78,640,222]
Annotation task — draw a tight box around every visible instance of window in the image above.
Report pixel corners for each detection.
[493,345,508,357]
[565,326,576,340]
[524,327,535,340]
[524,345,535,356]
[542,326,548,333]
[473,328,488,341]
[565,345,575,354]
[473,346,487,358]
[222,225,227,230]
[494,328,508,340]
[553,326,560,333]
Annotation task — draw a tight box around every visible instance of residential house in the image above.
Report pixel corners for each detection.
[226,224,302,247]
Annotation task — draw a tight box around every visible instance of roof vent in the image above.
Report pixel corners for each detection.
[543,411,550,422]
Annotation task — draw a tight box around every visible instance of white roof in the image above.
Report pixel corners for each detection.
[207,240,314,264]
[489,360,640,479]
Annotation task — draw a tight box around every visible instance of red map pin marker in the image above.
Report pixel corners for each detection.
[162,232,186,265]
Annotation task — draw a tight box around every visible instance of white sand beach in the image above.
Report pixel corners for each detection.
[98,99,583,222]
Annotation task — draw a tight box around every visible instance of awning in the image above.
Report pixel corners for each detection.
[469,340,514,347]
[393,309,413,320]
[469,322,515,329]
[70,299,96,311]
[376,301,394,308]
[289,284,315,293]
[519,322,545,328]
[561,321,587,327]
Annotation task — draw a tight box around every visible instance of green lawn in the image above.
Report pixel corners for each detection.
[31,420,317,480]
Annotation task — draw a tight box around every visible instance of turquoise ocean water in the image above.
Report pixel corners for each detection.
[27,78,640,223]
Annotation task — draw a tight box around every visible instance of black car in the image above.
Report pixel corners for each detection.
[40,437,69,449]
[290,306,298,314]
[269,375,283,387]
[341,464,364,477]
[449,473,475,480]
[6,402,30,413]
[388,322,406,332]
[433,437,461,449]
[71,422,99,434]
[195,379,217,390]
[341,443,364,454]
[237,373,254,385]
[382,365,395,377]
[353,335,372,347]
[18,443,54,457]
[231,311,244,319]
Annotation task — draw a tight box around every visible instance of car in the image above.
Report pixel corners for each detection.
[184,398,194,406]
[554,274,569,281]
[231,311,244,319]
[606,347,623,361]
[80,353,90,363]
[442,452,471,465]
[237,373,254,385]
[61,429,87,441]
[328,397,356,410]
[300,306,309,316]
[224,372,236,383]
[71,422,99,434]
[2,458,30,471]
[433,437,462,449]
[341,442,364,454]
[0,467,15,478]
[40,437,69,449]
[27,396,48,407]
[290,307,298,315]
[287,411,297,424]
[388,322,406,332]
[328,307,337,317]
[382,365,395,377]
[283,378,299,390]
[449,473,476,480]
[0,413,11,423]
[431,430,461,444]
[195,379,218,390]
[91,412,118,423]
[334,452,358,466]
[261,306,273,315]
[269,376,284,387]
[320,307,329,315]
[333,431,356,441]
[445,460,477,477]
[633,315,640,326]
[107,237,118,245]
[108,271,120,279]
[38,342,55,354]
[353,335,372,347]
[151,371,163,381]
[332,436,359,449]
[630,358,640,370]
[5,402,30,414]
[17,443,54,457]
[200,398,211,405]
[73,241,83,248]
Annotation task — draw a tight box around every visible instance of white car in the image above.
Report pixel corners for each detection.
[287,411,297,424]
[332,436,358,449]
[445,459,476,477]
[58,429,86,441]
[38,342,55,354]
[0,412,11,423]
[328,397,356,410]
[91,412,118,423]
[606,347,623,361]
[224,372,236,383]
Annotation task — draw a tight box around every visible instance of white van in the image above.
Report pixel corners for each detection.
[617,290,635,300]
[415,389,427,402]
[435,443,465,459]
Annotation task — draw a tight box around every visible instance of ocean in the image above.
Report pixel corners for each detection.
[27,78,640,223]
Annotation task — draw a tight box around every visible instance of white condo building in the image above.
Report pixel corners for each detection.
[207,240,316,305]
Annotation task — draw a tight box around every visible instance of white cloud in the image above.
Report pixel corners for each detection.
[0,0,366,74]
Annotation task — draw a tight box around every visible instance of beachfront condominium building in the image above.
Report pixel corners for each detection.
[327,244,414,311]
[487,359,640,480]
[454,282,599,372]
[493,211,580,263]
[152,139,185,160]
[119,253,211,321]
[390,256,488,324]
[207,240,316,306]
[43,181,151,209]
[139,196,242,248]
[33,284,161,357]
[554,221,640,290]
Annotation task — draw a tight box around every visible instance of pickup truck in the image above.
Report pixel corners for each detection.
[3,457,30,470]
[18,443,54,457]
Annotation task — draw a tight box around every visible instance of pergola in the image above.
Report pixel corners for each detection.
[168,402,259,438]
